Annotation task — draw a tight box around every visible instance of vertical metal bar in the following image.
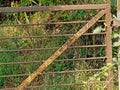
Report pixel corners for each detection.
[105,4,113,90]
[117,0,120,90]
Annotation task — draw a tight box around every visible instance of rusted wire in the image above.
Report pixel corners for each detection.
[0,45,106,52]
[0,20,105,27]
[0,69,102,78]
[0,32,106,40]
[0,57,106,65]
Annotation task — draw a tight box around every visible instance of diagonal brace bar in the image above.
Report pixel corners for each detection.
[16,9,106,90]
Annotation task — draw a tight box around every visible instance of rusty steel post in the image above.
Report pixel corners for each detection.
[117,0,120,90]
[16,10,106,90]
[105,4,113,90]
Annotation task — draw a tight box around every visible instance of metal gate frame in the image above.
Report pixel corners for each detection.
[0,4,112,90]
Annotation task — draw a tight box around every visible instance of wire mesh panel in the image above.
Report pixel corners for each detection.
[0,4,112,90]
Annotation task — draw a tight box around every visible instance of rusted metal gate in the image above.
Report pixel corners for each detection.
[0,4,112,90]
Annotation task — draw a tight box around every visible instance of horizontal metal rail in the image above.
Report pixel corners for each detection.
[0,57,106,65]
[0,33,106,40]
[0,69,101,78]
[0,45,106,52]
[0,20,105,27]
[0,4,109,13]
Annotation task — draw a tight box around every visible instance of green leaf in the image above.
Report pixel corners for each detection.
[31,0,39,6]
[14,77,20,83]
[102,72,108,77]
[72,11,78,20]
[19,43,28,49]
[95,75,100,81]
[12,38,18,44]
[91,10,97,15]
[112,33,120,38]
[113,42,120,47]
[113,57,117,62]
[24,12,30,24]
[79,11,86,19]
